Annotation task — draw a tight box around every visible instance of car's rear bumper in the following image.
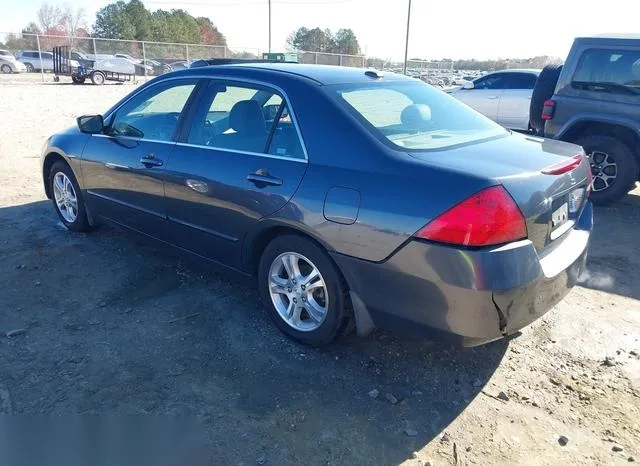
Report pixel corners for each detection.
[332,202,592,347]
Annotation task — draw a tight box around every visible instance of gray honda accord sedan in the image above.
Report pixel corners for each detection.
[41,63,593,346]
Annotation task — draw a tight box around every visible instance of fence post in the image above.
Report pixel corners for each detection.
[92,37,97,57]
[314,52,318,64]
[223,46,227,58]
[35,34,44,83]
[362,55,366,68]
[339,54,343,66]
[142,41,146,78]
[185,44,189,63]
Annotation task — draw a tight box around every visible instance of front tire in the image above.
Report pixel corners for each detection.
[258,235,352,346]
[574,135,639,205]
[1,64,12,74]
[49,160,92,232]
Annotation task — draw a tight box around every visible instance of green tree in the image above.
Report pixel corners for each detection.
[287,27,336,53]
[124,0,151,40]
[334,28,360,55]
[93,1,136,39]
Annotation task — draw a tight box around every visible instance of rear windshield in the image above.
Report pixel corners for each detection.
[333,81,506,150]
[572,48,640,95]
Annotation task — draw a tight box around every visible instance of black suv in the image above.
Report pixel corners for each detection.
[530,35,640,205]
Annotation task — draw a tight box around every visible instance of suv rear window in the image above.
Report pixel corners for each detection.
[333,81,506,150]
[572,49,640,95]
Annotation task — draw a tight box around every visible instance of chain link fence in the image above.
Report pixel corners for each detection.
[0,32,366,82]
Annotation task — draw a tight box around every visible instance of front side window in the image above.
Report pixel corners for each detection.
[187,81,305,159]
[473,73,507,90]
[572,48,640,95]
[334,81,506,150]
[108,80,197,141]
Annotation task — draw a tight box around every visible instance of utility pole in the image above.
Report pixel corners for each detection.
[403,0,411,75]
[268,0,272,53]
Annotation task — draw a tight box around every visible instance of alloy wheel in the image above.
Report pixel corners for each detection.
[1,64,11,74]
[268,252,328,332]
[588,151,617,192]
[52,172,78,223]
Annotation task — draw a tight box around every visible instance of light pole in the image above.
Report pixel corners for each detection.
[403,0,411,75]
[268,0,272,53]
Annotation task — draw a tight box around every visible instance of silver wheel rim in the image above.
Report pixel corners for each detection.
[268,252,328,332]
[52,172,78,223]
[588,150,617,192]
[1,65,10,73]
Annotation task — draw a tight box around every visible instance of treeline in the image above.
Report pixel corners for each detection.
[286,27,361,55]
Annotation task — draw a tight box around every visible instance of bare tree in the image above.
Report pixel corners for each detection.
[60,3,86,37]
[36,3,63,34]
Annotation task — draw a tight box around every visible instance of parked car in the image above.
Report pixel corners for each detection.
[114,53,153,75]
[17,50,80,72]
[169,60,191,71]
[0,49,27,73]
[448,69,540,131]
[530,35,640,205]
[40,63,592,347]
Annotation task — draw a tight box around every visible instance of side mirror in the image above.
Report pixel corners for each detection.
[462,81,475,90]
[77,114,104,134]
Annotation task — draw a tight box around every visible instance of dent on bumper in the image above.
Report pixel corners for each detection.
[334,203,593,346]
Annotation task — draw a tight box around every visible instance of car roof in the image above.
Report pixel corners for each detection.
[575,34,640,45]
[182,63,414,86]
[489,69,541,74]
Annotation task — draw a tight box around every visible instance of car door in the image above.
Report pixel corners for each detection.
[81,78,200,238]
[497,72,538,130]
[453,73,507,122]
[163,79,308,270]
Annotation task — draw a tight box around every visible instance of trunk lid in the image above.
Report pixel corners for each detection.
[409,133,591,252]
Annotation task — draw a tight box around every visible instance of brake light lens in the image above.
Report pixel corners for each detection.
[541,99,556,120]
[541,154,583,175]
[414,186,527,247]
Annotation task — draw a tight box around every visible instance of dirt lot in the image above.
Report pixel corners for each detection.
[0,76,639,465]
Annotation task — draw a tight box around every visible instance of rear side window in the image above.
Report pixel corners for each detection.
[335,81,506,150]
[505,73,537,90]
[572,49,640,95]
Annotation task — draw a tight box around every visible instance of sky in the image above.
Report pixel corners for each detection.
[1,0,639,61]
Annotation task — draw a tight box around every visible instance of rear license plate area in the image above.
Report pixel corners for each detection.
[551,202,568,229]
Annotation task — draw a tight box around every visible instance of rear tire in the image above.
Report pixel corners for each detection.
[574,134,639,205]
[258,235,352,346]
[90,71,105,85]
[529,64,563,134]
[25,63,34,72]
[71,75,85,84]
[49,160,92,232]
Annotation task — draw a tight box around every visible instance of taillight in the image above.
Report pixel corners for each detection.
[541,154,584,175]
[541,99,556,120]
[414,185,527,247]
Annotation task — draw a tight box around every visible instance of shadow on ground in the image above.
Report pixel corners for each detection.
[1,200,512,464]
[578,191,640,301]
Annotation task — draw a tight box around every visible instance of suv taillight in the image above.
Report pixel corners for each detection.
[541,99,556,120]
[414,186,527,247]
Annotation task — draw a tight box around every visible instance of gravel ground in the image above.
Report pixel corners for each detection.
[0,77,639,465]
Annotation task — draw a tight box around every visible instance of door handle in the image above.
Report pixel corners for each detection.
[488,95,499,99]
[247,169,282,187]
[140,153,163,167]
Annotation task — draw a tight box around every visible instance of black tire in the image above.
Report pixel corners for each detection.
[1,64,12,74]
[90,71,105,85]
[49,160,92,232]
[529,64,563,134]
[574,135,639,205]
[71,75,85,84]
[258,234,352,346]
[25,62,34,72]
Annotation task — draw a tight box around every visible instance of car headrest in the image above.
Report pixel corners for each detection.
[229,100,265,135]
[401,104,432,128]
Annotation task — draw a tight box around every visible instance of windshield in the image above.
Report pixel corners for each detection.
[333,80,506,150]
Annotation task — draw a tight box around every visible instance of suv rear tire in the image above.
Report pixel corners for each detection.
[574,135,639,205]
[529,64,563,134]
